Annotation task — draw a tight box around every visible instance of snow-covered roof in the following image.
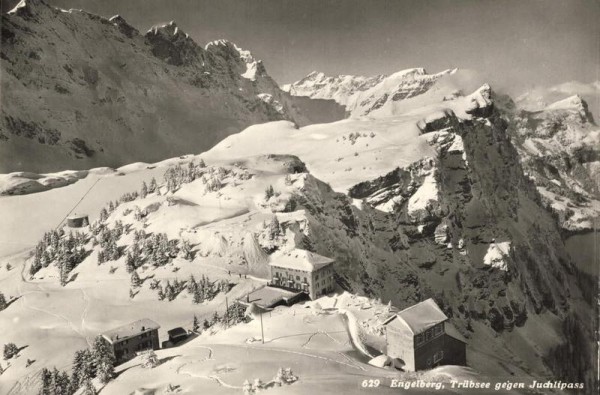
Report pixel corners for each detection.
[102,319,160,343]
[269,249,334,272]
[383,298,448,335]
[67,213,88,219]
[241,285,302,308]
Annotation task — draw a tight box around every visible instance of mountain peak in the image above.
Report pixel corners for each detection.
[144,21,198,66]
[109,15,137,38]
[545,94,595,124]
[8,0,54,18]
[204,40,264,81]
[146,21,189,39]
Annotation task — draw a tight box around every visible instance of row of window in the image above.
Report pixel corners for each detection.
[272,266,309,274]
[415,324,443,346]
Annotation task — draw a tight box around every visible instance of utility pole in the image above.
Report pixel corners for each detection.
[260,312,264,344]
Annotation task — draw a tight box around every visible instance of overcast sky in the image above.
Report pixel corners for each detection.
[33,0,600,92]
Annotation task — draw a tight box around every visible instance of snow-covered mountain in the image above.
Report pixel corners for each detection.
[515,81,600,113]
[283,67,599,231]
[282,68,459,116]
[0,2,597,393]
[2,80,595,392]
[507,94,599,231]
[0,0,344,173]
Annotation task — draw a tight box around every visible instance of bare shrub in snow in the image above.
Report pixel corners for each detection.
[274,367,298,385]
[140,350,159,369]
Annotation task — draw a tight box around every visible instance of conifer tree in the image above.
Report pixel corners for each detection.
[71,349,87,388]
[125,252,136,273]
[130,271,141,288]
[179,240,193,260]
[187,275,197,294]
[140,181,148,199]
[0,291,7,311]
[40,368,52,394]
[57,371,71,395]
[164,281,175,301]
[193,286,203,304]
[265,185,275,200]
[93,336,115,384]
[113,220,124,238]
[3,342,19,359]
[149,177,157,193]
[99,208,108,223]
[193,315,200,332]
[268,215,281,240]
[59,261,69,287]
[82,377,97,395]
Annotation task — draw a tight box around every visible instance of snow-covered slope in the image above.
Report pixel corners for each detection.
[1,81,596,392]
[0,0,342,173]
[283,67,459,116]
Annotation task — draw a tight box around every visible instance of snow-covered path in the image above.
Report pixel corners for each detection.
[340,309,375,359]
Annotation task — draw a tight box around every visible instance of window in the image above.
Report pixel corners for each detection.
[434,324,443,336]
[425,330,432,341]
[434,350,444,363]
[415,334,423,345]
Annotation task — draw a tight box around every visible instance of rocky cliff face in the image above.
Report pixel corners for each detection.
[506,95,599,232]
[0,0,344,173]
[286,66,600,232]
[205,83,596,390]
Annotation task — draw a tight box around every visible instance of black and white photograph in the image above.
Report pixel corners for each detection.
[0,0,598,394]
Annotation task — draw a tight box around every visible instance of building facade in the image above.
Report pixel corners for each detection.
[383,299,466,371]
[101,318,161,364]
[269,249,335,300]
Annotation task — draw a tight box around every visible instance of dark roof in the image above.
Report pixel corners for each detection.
[101,319,160,343]
[168,327,188,338]
[383,298,448,335]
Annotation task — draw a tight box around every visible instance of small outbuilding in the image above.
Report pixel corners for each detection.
[383,298,466,371]
[67,214,89,228]
[162,327,190,348]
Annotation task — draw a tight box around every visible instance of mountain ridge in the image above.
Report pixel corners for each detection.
[0,0,345,173]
